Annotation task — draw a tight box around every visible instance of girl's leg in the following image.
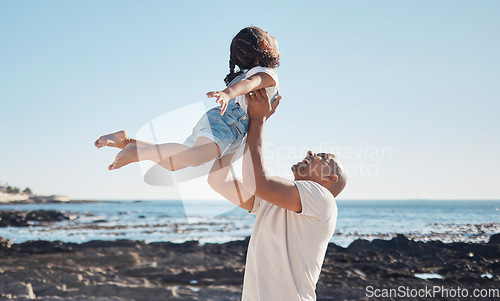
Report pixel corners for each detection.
[95,130,161,149]
[95,130,135,149]
[108,137,220,170]
[95,130,191,171]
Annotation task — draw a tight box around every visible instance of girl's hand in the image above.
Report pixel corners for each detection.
[207,91,231,115]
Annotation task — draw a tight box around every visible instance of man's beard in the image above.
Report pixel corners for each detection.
[291,164,306,174]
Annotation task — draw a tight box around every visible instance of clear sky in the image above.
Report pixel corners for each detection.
[1,0,499,201]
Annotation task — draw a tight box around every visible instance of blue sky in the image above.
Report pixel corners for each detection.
[1,0,499,200]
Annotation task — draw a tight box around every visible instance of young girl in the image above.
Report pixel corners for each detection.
[95,26,280,174]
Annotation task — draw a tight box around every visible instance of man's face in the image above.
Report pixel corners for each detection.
[291,151,333,181]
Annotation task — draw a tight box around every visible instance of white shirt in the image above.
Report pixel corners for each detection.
[233,66,279,113]
[242,180,338,301]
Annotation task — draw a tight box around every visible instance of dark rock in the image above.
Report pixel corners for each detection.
[0,211,28,227]
[79,239,146,249]
[326,242,345,253]
[489,233,500,245]
[203,238,249,256]
[0,234,499,300]
[490,261,500,272]
[0,281,36,299]
[426,239,446,251]
[0,237,13,249]
[149,240,200,253]
[0,210,68,227]
[439,263,460,275]
[91,219,108,223]
[346,239,374,254]
[34,283,68,296]
[161,267,243,285]
[12,240,73,254]
[25,210,68,222]
[382,233,410,250]
[371,234,431,257]
[78,284,173,299]
[464,243,500,259]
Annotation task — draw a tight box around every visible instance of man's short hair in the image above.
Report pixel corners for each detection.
[327,154,347,195]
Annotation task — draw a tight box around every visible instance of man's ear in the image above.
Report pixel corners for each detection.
[322,174,339,183]
[261,39,272,51]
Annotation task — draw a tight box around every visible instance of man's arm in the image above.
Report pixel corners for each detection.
[242,90,302,212]
[208,152,255,211]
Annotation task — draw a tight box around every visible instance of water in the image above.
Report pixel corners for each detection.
[0,199,499,247]
[414,273,444,280]
[335,199,500,246]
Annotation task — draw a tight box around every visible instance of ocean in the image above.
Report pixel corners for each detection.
[0,199,499,247]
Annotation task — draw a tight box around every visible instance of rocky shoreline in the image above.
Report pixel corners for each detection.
[0,210,70,227]
[0,199,103,205]
[0,234,499,300]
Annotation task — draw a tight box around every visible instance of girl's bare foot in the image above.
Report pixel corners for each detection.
[109,144,139,170]
[95,130,131,149]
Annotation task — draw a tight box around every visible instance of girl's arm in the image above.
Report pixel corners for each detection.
[207,72,276,115]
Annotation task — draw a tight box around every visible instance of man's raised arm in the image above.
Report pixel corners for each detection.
[242,90,302,213]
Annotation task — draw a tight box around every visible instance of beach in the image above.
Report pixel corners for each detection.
[0,202,499,300]
[1,234,499,300]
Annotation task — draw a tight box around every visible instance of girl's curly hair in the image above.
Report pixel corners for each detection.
[224,27,280,86]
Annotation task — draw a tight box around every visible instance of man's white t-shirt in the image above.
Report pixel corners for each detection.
[233,66,279,113]
[242,180,338,301]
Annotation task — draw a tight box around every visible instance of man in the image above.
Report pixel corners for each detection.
[208,89,347,300]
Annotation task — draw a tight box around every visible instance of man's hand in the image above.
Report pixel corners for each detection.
[243,89,301,212]
[246,89,281,122]
[207,91,231,115]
